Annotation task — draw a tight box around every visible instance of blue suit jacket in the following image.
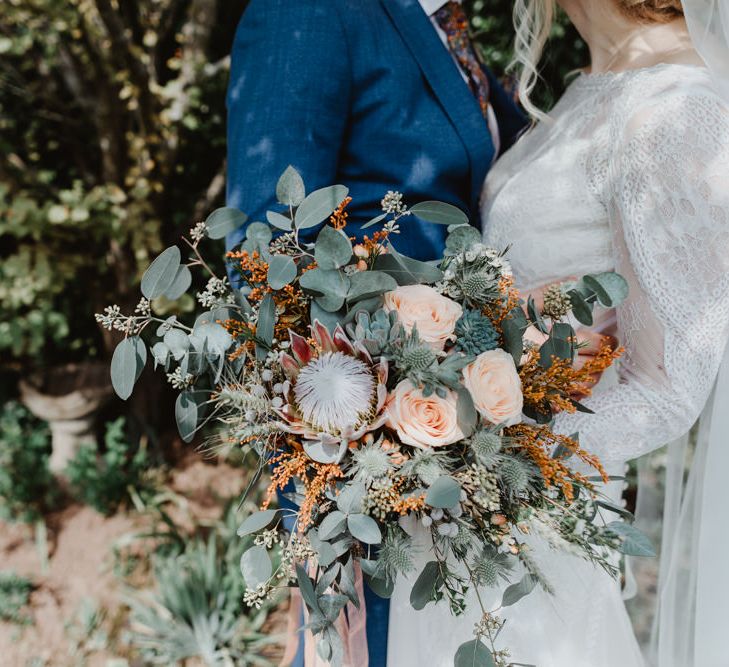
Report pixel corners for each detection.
[226,1,527,664]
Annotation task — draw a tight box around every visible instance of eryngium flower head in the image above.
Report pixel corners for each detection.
[351,438,395,483]
[468,429,503,466]
[277,321,389,464]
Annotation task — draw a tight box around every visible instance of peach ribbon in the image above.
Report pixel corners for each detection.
[279,561,369,667]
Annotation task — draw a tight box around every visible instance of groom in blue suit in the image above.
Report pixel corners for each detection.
[226,0,526,663]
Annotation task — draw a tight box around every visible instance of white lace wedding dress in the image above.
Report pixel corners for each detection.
[387,63,729,666]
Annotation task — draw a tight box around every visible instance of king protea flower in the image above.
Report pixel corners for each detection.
[277,321,389,464]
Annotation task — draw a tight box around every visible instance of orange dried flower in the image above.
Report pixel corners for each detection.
[519,342,623,419]
[483,275,521,329]
[262,447,344,529]
[330,196,352,230]
[506,424,609,502]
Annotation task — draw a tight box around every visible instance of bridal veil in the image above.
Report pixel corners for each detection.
[641,3,729,664]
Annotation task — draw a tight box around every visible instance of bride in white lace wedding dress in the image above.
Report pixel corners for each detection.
[387,2,729,666]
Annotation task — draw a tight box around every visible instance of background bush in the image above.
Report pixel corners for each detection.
[0,401,56,522]
[65,417,153,515]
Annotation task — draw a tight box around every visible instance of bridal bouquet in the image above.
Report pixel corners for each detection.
[98,167,653,667]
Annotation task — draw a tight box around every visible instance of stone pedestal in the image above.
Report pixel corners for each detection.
[19,362,114,474]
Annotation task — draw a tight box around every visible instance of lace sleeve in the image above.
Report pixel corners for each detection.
[554,88,729,463]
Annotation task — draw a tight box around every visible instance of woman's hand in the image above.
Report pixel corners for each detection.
[526,279,619,401]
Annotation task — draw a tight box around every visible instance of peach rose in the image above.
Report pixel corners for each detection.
[382,285,462,350]
[462,349,523,426]
[386,380,464,449]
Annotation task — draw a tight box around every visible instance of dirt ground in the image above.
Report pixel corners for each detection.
[0,454,277,667]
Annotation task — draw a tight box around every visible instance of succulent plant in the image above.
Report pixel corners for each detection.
[454,309,500,356]
[346,308,402,356]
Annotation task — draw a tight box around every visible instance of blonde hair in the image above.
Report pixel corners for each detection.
[510,0,684,120]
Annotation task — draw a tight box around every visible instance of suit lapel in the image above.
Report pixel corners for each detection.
[380,0,494,218]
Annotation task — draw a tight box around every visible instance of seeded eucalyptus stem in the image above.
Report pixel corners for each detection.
[183,235,220,280]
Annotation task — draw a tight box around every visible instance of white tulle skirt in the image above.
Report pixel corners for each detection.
[387,473,645,667]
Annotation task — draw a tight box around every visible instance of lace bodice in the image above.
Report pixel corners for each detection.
[482,64,729,463]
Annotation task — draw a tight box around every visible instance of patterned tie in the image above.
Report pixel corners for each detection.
[434,1,492,121]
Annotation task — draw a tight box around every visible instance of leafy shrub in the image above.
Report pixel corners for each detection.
[125,506,281,666]
[0,401,56,522]
[65,417,151,516]
[0,571,35,625]
[0,1,247,370]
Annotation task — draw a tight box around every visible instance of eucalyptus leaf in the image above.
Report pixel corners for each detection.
[456,388,478,438]
[190,322,232,357]
[163,328,190,360]
[300,268,350,299]
[584,272,629,308]
[267,255,297,290]
[455,640,497,667]
[361,212,387,230]
[303,439,348,465]
[276,165,306,207]
[141,246,181,299]
[110,336,147,400]
[256,293,276,361]
[331,536,353,558]
[336,483,366,514]
[206,207,248,239]
[310,301,345,330]
[316,636,332,663]
[151,342,170,368]
[359,559,378,579]
[502,309,528,365]
[164,265,192,300]
[501,574,536,607]
[316,564,341,597]
[366,573,395,599]
[347,513,382,545]
[527,295,548,334]
[240,545,272,588]
[246,222,273,247]
[568,289,594,326]
[318,594,349,622]
[409,561,442,610]
[425,476,461,509]
[315,225,353,270]
[317,541,338,568]
[595,500,635,522]
[374,248,444,285]
[318,510,348,541]
[295,185,349,230]
[346,270,398,304]
[237,509,279,537]
[175,389,203,443]
[446,225,481,254]
[266,210,293,231]
[539,337,573,367]
[410,201,469,226]
[296,564,321,614]
[339,566,359,606]
[606,522,656,557]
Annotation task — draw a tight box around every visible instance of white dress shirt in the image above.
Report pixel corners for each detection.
[418,0,500,156]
